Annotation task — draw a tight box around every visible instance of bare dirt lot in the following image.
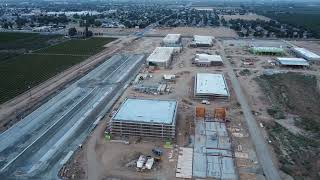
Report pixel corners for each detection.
[147,27,238,38]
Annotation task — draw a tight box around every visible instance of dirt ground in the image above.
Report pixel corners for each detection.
[60,35,320,180]
[62,37,262,179]
[146,27,238,38]
[219,13,271,21]
[223,39,320,180]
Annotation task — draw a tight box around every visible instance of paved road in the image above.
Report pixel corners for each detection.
[217,41,281,180]
[0,54,145,179]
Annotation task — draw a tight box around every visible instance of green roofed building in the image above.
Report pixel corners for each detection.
[249,47,285,56]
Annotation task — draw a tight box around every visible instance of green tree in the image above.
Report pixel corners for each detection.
[68,27,77,36]
[94,20,102,27]
[73,14,80,19]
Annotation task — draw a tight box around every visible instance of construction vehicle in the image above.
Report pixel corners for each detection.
[152,148,163,156]
[152,148,163,162]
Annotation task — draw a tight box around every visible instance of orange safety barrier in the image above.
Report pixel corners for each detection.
[214,107,226,120]
[196,106,205,118]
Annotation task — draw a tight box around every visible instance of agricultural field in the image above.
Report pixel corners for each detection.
[0,34,116,104]
[0,54,87,103]
[0,32,38,43]
[36,37,116,55]
[256,73,320,180]
[0,32,63,51]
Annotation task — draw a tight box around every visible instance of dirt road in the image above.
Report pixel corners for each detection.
[217,40,281,180]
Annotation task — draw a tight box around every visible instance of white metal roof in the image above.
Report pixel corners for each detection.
[163,74,176,80]
[195,73,229,97]
[195,54,223,63]
[193,35,213,45]
[293,47,320,59]
[276,57,309,66]
[147,47,174,63]
[163,34,181,44]
[113,98,177,124]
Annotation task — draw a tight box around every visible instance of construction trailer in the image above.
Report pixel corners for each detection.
[194,54,223,66]
[147,47,175,68]
[194,73,230,99]
[249,47,285,56]
[292,47,320,61]
[191,35,214,47]
[276,57,310,67]
[162,34,182,47]
[108,98,178,139]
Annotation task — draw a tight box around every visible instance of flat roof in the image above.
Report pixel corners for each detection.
[193,35,213,45]
[276,57,309,66]
[195,73,229,97]
[147,47,174,63]
[113,98,177,124]
[163,34,181,43]
[251,47,284,53]
[195,54,223,62]
[293,47,320,59]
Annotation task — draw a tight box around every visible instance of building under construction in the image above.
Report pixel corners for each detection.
[108,98,178,139]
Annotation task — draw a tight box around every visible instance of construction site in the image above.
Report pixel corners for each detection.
[57,32,273,180]
[3,25,319,180]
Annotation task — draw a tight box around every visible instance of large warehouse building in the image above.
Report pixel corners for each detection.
[276,57,309,67]
[162,34,182,47]
[292,47,320,61]
[108,98,178,139]
[191,35,214,47]
[250,47,285,56]
[194,73,229,99]
[147,47,175,68]
[194,54,223,66]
